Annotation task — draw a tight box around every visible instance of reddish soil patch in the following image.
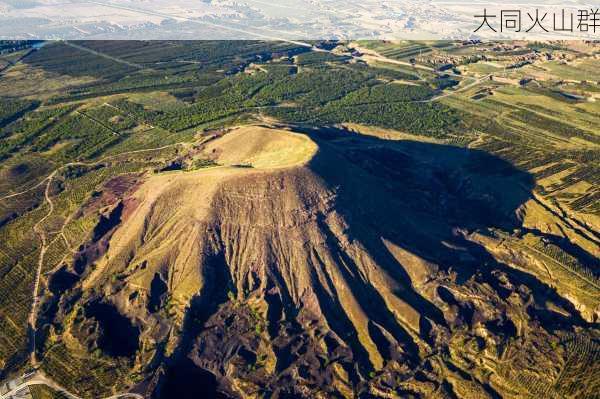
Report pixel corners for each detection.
[82,173,144,216]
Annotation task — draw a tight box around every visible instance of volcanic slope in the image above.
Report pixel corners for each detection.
[44,126,599,399]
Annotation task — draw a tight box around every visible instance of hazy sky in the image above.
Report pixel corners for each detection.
[0,0,597,40]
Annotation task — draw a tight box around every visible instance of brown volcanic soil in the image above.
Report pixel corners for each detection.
[44,126,600,399]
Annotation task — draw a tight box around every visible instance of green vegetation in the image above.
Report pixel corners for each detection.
[508,108,600,145]
[0,98,38,128]
[31,113,121,160]
[269,85,458,137]
[41,342,131,398]
[191,158,218,169]
[0,39,598,399]
[294,51,349,65]
[33,41,309,103]
[29,385,69,399]
[24,42,137,79]
[81,105,137,131]
[357,41,432,60]
[0,105,76,161]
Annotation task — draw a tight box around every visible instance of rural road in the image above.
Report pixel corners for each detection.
[0,38,486,366]
[82,0,472,93]
[358,53,435,73]
[0,141,188,371]
[0,37,489,397]
[0,371,143,399]
[0,142,185,202]
[63,41,148,70]
[29,169,59,366]
[417,74,492,103]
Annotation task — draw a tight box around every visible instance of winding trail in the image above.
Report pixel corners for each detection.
[0,142,191,398]
[0,142,185,202]
[29,169,58,366]
[0,179,50,201]
[16,142,187,345]
[0,39,490,396]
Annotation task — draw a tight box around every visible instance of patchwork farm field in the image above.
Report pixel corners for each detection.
[0,40,598,399]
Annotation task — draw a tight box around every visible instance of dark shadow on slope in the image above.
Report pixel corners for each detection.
[48,266,79,295]
[455,234,589,330]
[301,125,590,349]
[147,272,168,313]
[302,244,377,373]
[159,357,228,399]
[92,202,124,242]
[155,246,234,399]
[84,300,140,357]
[316,217,420,363]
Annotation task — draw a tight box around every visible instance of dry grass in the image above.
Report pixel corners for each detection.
[203,126,318,169]
[0,64,97,100]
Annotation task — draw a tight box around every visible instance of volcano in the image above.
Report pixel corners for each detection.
[43,126,599,399]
